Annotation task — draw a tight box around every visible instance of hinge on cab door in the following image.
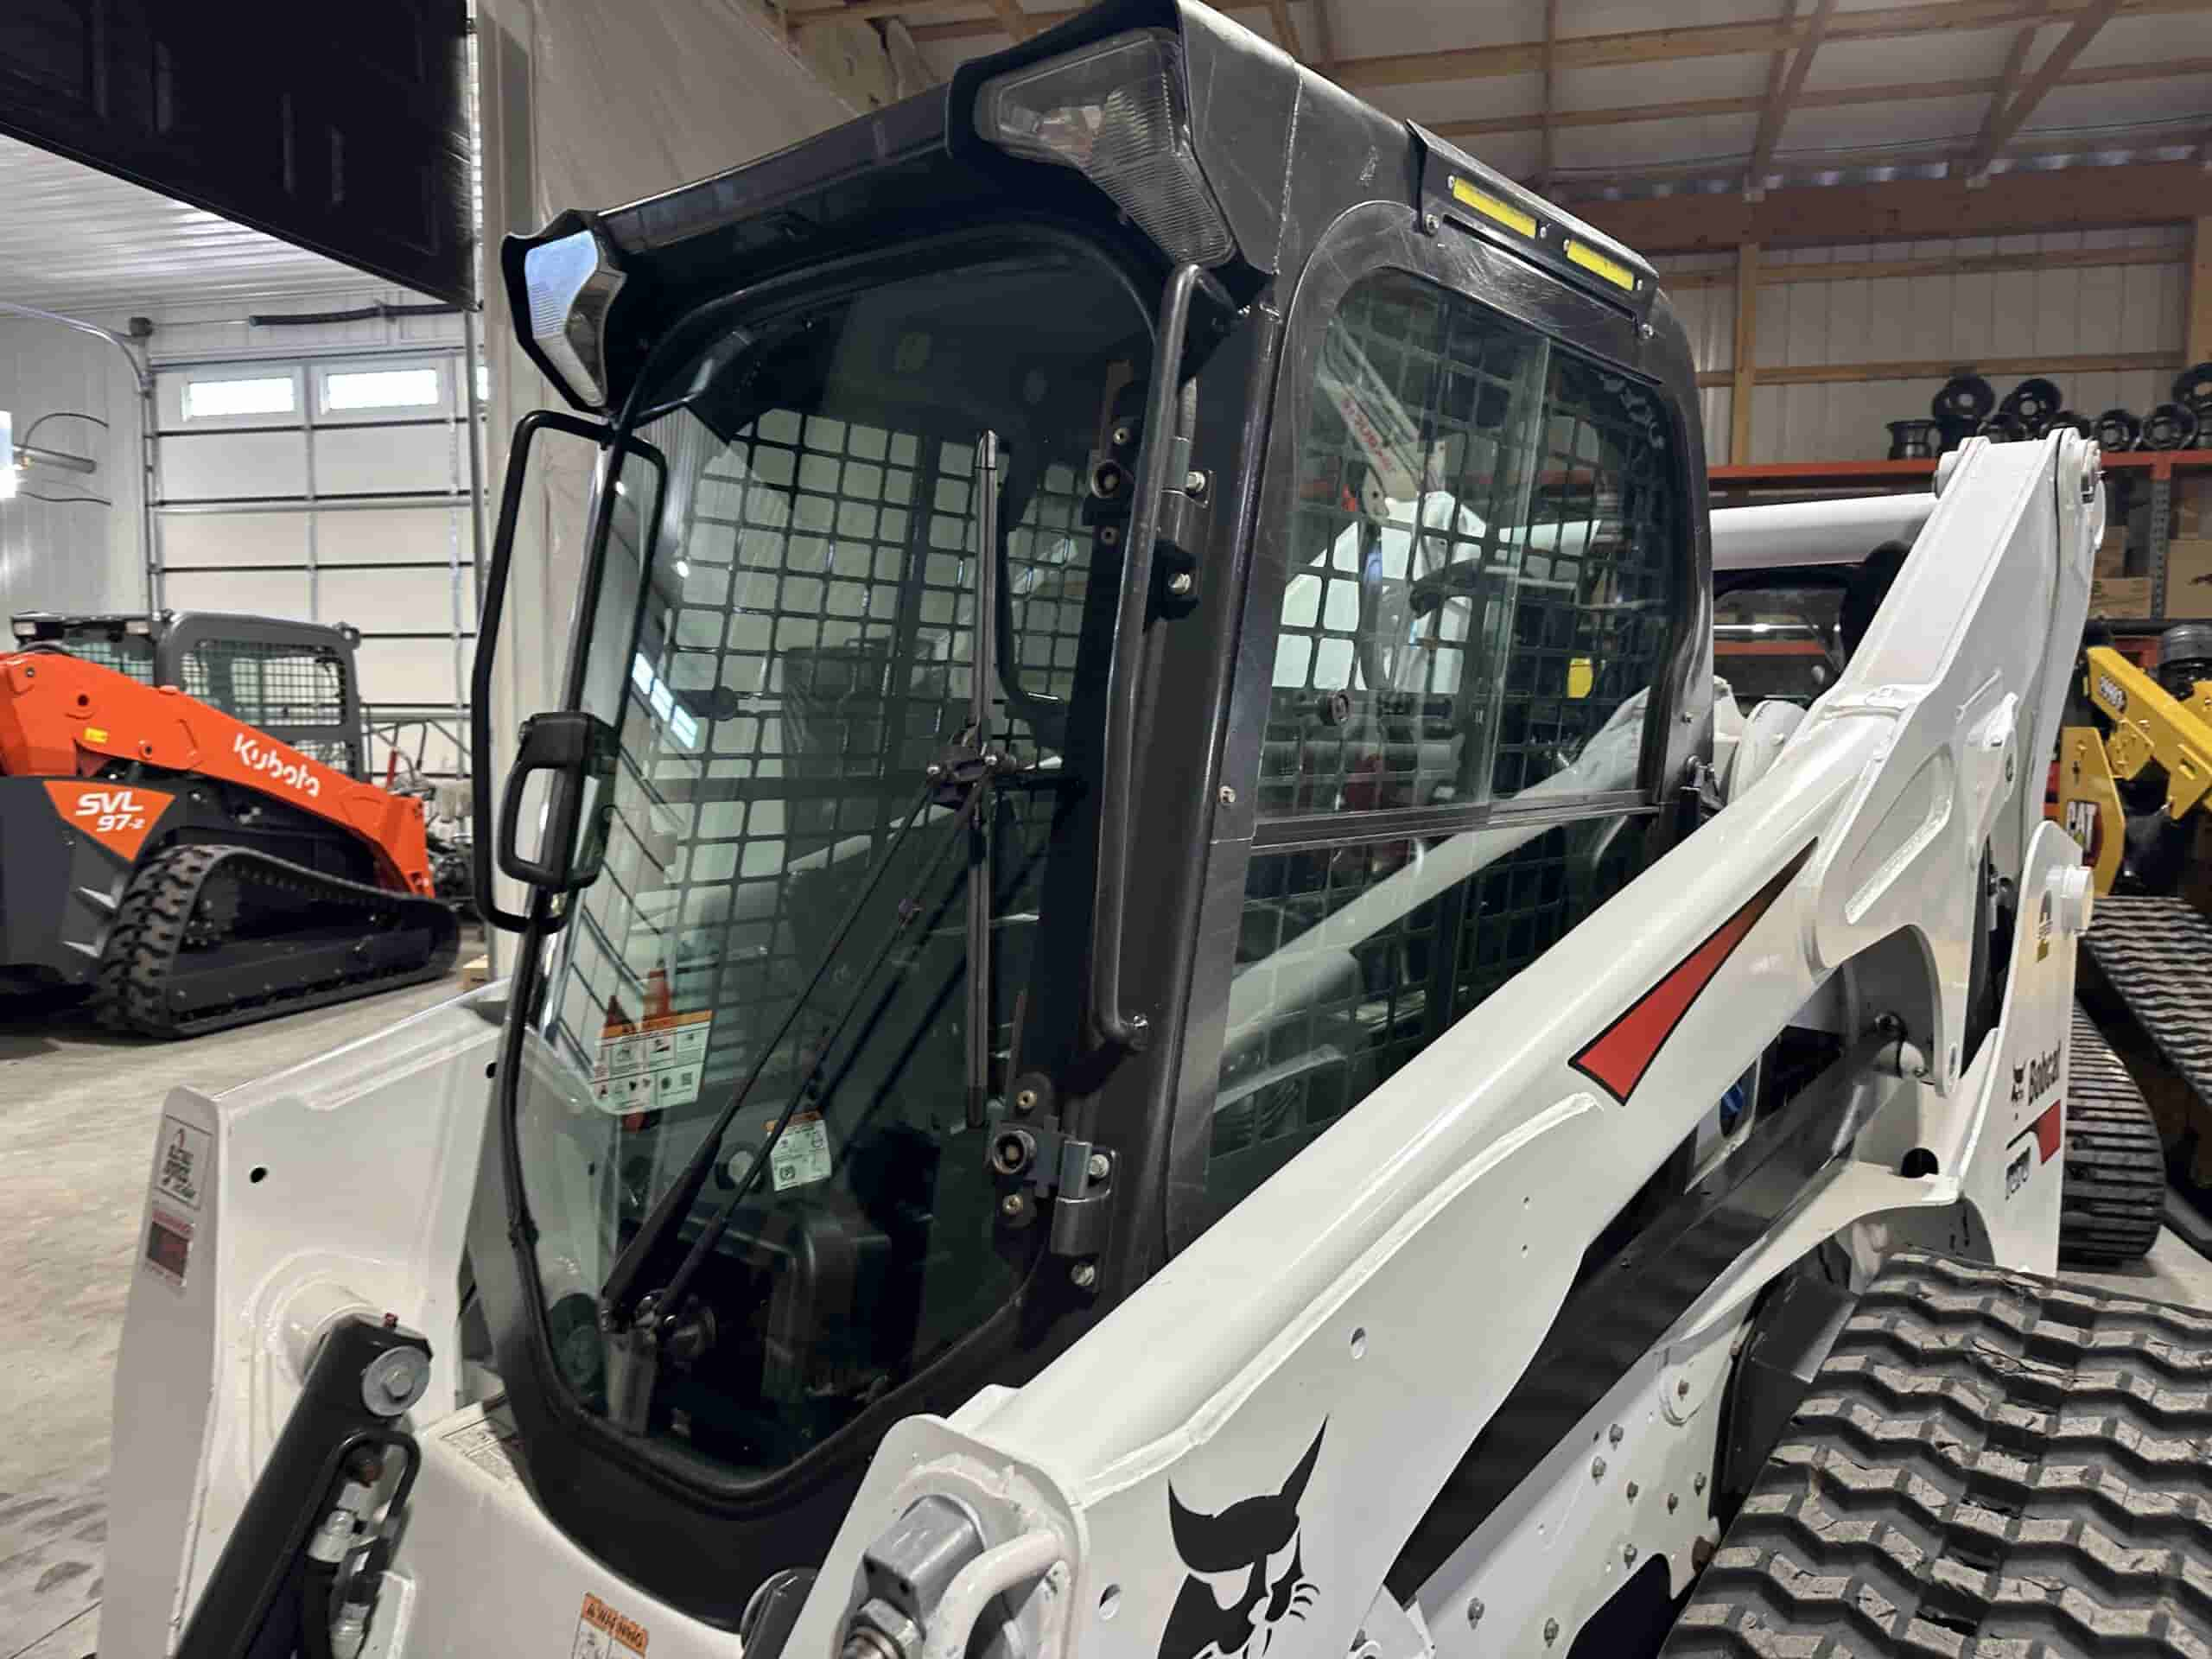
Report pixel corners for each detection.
[983,1070,1116,1277]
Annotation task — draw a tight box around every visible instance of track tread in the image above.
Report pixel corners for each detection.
[2063,1009,2166,1265]
[1663,1249,2212,1658]
[89,842,457,1039]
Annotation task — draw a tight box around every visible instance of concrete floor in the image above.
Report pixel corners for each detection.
[1,970,470,1659]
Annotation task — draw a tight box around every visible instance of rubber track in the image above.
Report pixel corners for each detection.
[2085,894,2212,1116]
[2063,1008,2165,1265]
[92,842,458,1038]
[1664,1249,2212,1656]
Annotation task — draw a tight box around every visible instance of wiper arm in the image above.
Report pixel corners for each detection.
[597,773,940,1327]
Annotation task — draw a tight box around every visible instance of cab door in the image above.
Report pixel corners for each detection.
[1169,201,1711,1254]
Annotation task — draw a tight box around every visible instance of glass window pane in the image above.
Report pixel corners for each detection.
[323,366,442,411]
[1262,270,1681,819]
[184,376,296,420]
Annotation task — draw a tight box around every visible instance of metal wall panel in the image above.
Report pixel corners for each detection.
[0,314,141,620]
[1662,227,2192,464]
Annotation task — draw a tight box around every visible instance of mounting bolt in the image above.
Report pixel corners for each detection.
[1623,1543,1638,1567]
[1626,1482,1639,1501]
[1423,212,1441,235]
[1100,524,1121,546]
[926,763,943,780]
[1694,1473,1707,1495]
[1591,1457,1606,1480]
[1112,424,1134,448]
[1070,1262,1098,1289]
[1609,1424,1624,1446]
[1218,785,1236,806]
[1465,1600,1484,1628]
[1087,1152,1111,1180]
[1184,469,1208,495]
[1544,1618,1560,1646]
[1167,571,1194,596]
[1014,1087,1039,1114]
[1001,1194,1025,1217]
[1639,321,1656,340]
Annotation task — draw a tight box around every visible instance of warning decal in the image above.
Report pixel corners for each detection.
[769,1110,832,1192]
[594,1009,712,1113]
[156,1115,213,1211]
[573,1593,649,1659]
[145,1205,193,1291]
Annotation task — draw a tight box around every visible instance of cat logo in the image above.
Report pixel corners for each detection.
[43,781,175,861]
[2063,798,2101,863]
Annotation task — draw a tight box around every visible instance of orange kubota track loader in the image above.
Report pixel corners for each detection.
[0,611,458,1035]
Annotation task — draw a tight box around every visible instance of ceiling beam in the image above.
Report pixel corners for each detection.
[899,0,2202,81]
[1540,114,2209,198]
[1429,58,2212,141]
[983,0,1033,40]
[1536,0,1560,190]
[1265,0,1303,60]
[1573,160,2212,252]
[1747,0,1838,186]
[1968,16,2046,168]
[1659,240,2182,289]
[1968,0,2124,176]
[1309,0,1338,73]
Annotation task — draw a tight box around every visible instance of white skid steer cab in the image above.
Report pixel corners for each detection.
[105,3,2212,1656]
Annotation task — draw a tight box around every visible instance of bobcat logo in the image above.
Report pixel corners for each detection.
[2012,1062,2026,1103]
[1160,1425,1324,1659]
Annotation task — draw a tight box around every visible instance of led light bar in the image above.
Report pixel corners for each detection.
[522,225,627,410]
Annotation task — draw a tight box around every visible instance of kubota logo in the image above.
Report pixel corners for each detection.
[232,733,321,798]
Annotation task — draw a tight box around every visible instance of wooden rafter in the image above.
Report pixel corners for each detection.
[1536,0,1559,190]
[1431,57,2210,141]
[1968,0,2124,175]
[985,0,1033,40]
[1747,0,1798,188]
[1266,0,1303,60]
[1969,16,2047,166]
[1575,158,2212,253]
[1309,0,1338,73]
[894,0,2200,79]
[1747,0,1838,186]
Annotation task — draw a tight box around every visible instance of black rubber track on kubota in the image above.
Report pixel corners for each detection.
[93,842,459,1038]
[2062,1008,2165,1265]
[1664,1249,2212,1657]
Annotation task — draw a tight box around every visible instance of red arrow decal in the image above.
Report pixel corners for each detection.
[1571,841,1816,1103]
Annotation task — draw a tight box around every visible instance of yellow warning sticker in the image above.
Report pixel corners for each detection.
[574,1593,648,1659]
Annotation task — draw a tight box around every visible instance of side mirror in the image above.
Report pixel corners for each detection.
[499,709,618,891]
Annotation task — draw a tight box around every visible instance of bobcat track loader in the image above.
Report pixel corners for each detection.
[106,3,2212,1656]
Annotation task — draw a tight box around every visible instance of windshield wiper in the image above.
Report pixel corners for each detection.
[597,431,1013,1431]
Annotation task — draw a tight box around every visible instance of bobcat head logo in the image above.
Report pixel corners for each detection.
[2011,1062,2026,1103]
[1158,1424,1325,1659]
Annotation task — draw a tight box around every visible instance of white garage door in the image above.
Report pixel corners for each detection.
[153,350,478,779]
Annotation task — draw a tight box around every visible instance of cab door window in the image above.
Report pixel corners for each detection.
[1205,270,1683,1224]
